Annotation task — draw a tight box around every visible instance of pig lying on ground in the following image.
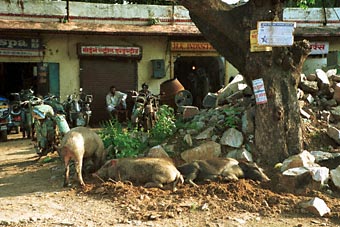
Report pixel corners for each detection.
[58,126,107,187]
[93,157,184,191]
[177,158,270,187]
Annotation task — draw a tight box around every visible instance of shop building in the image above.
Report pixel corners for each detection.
[284,7,340,74]
[0,1,234,124]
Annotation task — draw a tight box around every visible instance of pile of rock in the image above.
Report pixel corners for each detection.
[298,68,340,143]
[145,68,340,216]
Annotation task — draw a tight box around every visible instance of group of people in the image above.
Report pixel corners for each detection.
[106,83,150,119]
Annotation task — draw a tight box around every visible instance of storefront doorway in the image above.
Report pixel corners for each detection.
[0,62,60,99]
[79,58,137,125]
[174,56,225,108]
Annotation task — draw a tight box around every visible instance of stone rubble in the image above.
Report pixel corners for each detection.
[300,197,331,217]
[145,68,340,216]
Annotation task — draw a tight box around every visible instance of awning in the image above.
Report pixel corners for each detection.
[294,26,340,37]
[1,19,338,39]
[0,19,202,37]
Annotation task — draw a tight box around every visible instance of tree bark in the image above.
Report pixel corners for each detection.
[178,0,311,165]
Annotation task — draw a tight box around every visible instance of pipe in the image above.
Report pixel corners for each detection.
[66,0,70,22]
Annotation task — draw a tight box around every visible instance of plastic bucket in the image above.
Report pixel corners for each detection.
[55,114,70,135]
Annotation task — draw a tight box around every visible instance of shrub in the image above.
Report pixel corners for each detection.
[149,105,176,146]
[222,107,241,129]
[99,119,147,158]
[99,105,176,158]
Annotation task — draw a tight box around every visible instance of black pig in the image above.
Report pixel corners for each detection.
[177,158,270,187]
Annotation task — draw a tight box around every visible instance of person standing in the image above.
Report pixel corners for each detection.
[106,85,127,118]
[139,83,151,96]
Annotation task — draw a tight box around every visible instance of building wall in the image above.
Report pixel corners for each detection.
[0,33,171,100]
[0,0,191,25]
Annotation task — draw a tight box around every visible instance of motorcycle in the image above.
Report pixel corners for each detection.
[32,94,70,157]
[19,89,37,139]
[0,96,10,141]
[63,88,93,128]
[7,92,22,134]
[131,92,160,131]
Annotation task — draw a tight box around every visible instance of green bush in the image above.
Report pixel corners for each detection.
[222,107,241,129]
[149,105,176,146]
[99,105,176,158]
[99,119,147,158]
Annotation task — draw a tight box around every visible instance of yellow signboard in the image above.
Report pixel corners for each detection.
[171,41,216,52]
[250,30,272,52]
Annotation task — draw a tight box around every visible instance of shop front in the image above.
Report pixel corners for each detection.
[170,41,227,108]
[0,37,59,98]
[77,44,141,124]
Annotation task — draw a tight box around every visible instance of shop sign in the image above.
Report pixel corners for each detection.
[0,38,43,57]
[309,42,329,55]
[257,21,296,46]
[78,45,142,59]
[171,41,216,52]
[37,63,48,83]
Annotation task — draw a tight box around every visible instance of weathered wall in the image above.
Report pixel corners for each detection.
[0,0,191,25]
[0,33,170,100]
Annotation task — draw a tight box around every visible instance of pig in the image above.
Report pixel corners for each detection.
[93,157,184,191]
[177,158,270,187]
[58,126,107,187]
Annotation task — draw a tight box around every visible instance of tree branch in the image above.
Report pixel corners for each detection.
[175,0,278,73]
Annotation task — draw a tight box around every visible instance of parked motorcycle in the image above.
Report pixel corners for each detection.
[131,92,160,131]
[0,96,10,141]
[7,92,22,134]
[19,89,37,139]
[63,88,93,128]
[33,94,70,157]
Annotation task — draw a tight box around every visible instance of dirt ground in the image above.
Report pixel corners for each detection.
[1,133,340,227]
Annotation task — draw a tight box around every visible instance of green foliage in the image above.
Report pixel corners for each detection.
[99,119,147,158]
[190,203,198,211]
[149,105,176,146]
[175,118,202,131]
[148,17,160,25]
[285,0,339,7]
[124,0,173,4]
[99,105,176,158]
[222,107,241,129]
[68,0,174,5]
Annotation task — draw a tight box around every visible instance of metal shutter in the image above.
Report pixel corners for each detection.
[80,58,137,125]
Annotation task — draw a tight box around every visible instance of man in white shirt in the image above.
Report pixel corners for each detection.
[106,85,127,118]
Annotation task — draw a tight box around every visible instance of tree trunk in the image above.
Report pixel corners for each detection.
[178,0,311,165]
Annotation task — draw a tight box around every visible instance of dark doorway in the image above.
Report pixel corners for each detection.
[0,63,37,97]
[0,62,59,99]
[174,56,225,108]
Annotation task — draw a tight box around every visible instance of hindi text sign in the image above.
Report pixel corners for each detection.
[252,78,267,105]
[257,21,296,46]
[309,42,329,55]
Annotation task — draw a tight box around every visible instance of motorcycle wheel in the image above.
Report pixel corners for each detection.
[143,115,153,131]
[14,126,19,134]
[0,130,7,142]
[84,113,91,127]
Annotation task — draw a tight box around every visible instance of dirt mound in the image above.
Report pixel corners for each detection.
[84,178,340,223]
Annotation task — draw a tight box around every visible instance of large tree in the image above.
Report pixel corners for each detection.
[175,0,312,165]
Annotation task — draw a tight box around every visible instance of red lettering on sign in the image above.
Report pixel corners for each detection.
[80,46,141,57]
